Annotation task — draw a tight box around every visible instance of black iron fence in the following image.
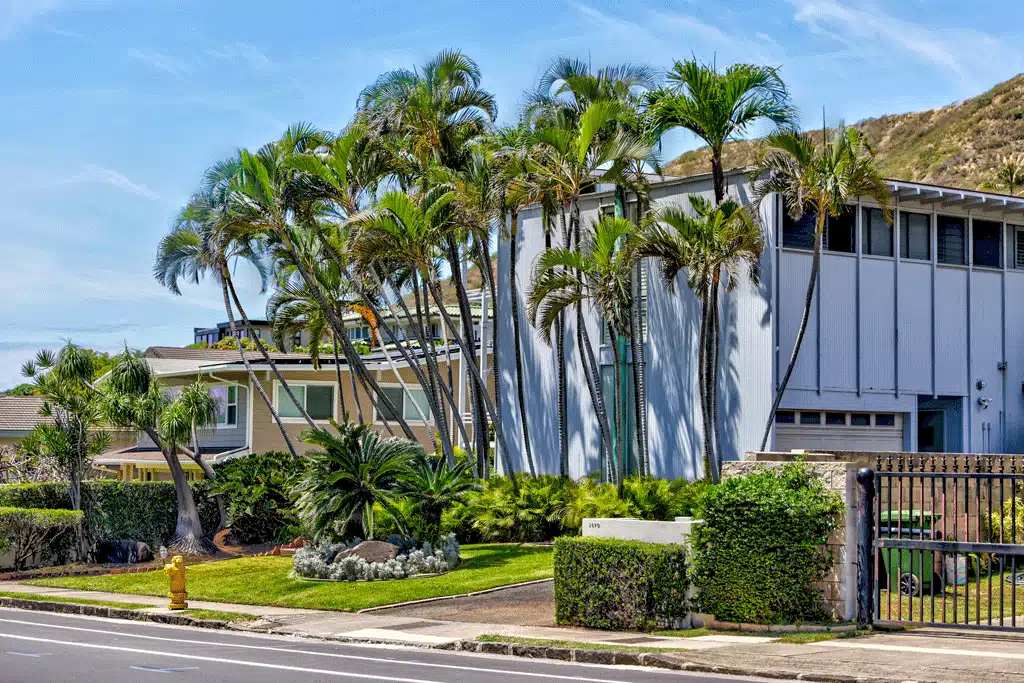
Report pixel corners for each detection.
[857,455,1024,630]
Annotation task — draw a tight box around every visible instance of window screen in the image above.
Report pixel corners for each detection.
[306,386,334,420]
[900,212,931,260]
[278,385,305,418]
[973,219,1001,268]
[782,211,815,250]
[825,206,855,253]
[861,207,893,257]
[937,215,966,265]
[1015,226,1024,269]
[378,386,404,422]
[403,387,431,421]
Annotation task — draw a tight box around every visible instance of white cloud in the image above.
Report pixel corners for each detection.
[127,48,191,79]
[67,164,161,200]
[206,42,278,73]
[0,0,62,39]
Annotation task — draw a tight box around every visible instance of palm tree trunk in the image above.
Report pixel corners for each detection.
[629,262,648,476]
[375,319,438,454]
[477,235,499,480]
[149,434,210,554]
[333,342,348,420]
[225,272,316,431]
[578,307,614,479]
[425,279,516,484]
[220,278,299,460]
[508,210,536,477]
[555,209,569,477]
[759,213,825,451]
[697,288,714,481]
[189,422,226,531]
[711,152,726,205]
[608,323,625,492]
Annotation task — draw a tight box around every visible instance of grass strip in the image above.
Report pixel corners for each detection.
[476,634,691,654]
[0,590,151,610]
[178,608,258,623]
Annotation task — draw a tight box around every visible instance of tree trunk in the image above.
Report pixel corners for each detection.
[629,261,648,476]
[144,427,210,555]
[554,210,569,477]
[508,210,536,477]
[759,211,825,451]
[225,272,316,430]
[608,324,625,493]
[578,308,614,479]
[697,288,714,481]
[219,278,299,460]
[376,313,438,454]
[710,282,723,479]
[190,423,226,532]
[68,465,81,512]
[333,342,348,420]
[711,152,725,205]
[478,235,499,480]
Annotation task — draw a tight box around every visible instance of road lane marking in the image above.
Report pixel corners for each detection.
[130,665,200,673]
[0,615,682,682]
[6,652,47,657]
[0,634,441,683]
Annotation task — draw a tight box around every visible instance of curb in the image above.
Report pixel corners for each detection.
[0,598,934,683]
[357,578,554,613]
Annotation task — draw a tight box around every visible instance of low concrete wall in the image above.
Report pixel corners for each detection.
[723,457,859,622]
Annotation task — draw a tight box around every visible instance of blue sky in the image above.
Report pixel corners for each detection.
[1,0,1022,389]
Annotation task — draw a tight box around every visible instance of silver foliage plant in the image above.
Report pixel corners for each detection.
[293,535,461,581]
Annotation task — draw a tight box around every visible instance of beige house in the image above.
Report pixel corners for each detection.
[0,396,135,455]
[96,345,489,481]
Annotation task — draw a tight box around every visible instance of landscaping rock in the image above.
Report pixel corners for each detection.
[334,540,400,564]
[92,540,153,565]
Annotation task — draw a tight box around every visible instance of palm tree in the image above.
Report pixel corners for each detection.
[750,125,891,451]
[160,378,226,530]
[980,155,1024,196]
[634,197,763,480]
[528,216,636,490]
[20,345,111,511]
[647,59,795,204]
[401,455,479,542]
[291,422,422,541]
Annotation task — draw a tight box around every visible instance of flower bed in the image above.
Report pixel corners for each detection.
[293,536,460,582]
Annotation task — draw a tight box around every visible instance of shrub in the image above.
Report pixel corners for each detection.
[689,464,845,624]
[0,507,84,570]
[212,451,301,544]
[293,535,460,581]
[0,481,218,549]
[554,536,689,631]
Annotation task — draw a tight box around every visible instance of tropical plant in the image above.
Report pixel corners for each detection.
[750,125,890,450]
[291,422,424,541]
[211,451,301,544]
[634,196,763,480]
[19,344,112,510]
[646,58,795,204]
[980,155,1024,196]
[401,455,479,542]
[528,216,637,489]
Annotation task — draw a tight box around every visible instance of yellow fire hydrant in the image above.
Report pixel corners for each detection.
[164,555,188,610]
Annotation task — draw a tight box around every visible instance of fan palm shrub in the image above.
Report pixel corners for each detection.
[401,456,479,542]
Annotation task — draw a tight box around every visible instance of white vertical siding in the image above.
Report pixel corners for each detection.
[820,255,857,391]
[860,259,896,392]
[897,262,933,394]
[934,267,968,395]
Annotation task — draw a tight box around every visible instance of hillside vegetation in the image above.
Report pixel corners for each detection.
[664,75,1024,193]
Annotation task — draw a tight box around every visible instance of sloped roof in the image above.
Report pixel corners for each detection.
[0,396,50,433]
[143,346,311,363]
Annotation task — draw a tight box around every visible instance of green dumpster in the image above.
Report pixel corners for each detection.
[880,510,942,597]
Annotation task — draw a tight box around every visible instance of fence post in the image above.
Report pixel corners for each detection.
[856,468,875,628]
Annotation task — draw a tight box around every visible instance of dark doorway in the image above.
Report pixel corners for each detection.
[918,410,945,452]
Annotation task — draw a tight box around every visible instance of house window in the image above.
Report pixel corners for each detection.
[1014,226,1024,269]
[825,412,847,425]
[775,410,795,424]
[825,206,855,254]
[378,386,432,423]
[862,207,893,257]
[973,219,1002,268]
[782,211,816,250]
[875,413,896,426]
[800,412,821,425]
[900,212,931,260]
[937,215,966,265]
[211,385,238,427]
[851,413,871,426]
[349,326,370,341]
[277,384,334,421]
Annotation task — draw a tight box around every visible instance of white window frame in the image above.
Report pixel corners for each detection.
[373,383,432,425]
[211,384,239,430]
[272,380,337,424]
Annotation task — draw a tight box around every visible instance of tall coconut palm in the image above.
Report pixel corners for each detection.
[647,59,795,204]
[634,196,763,480]
[528,216,636,490]
[750,125,890,451]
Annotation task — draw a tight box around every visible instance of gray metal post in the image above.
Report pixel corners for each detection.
[856,467,876,628]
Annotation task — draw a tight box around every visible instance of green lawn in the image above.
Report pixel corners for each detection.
[476,635,692,654]
[0,591,151,610]
[878,572,1024,625]
[27,544,553,612]
[178,609,258,623]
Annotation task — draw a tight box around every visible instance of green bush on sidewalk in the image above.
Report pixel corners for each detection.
[0,507,83,570]
[554,536,689,631]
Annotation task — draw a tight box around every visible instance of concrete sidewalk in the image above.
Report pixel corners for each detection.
[6,581,1024,681]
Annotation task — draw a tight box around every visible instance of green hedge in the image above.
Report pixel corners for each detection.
[211,451,301,544]
[689,463,845,624]
[0,507,84,570]
[554,536,689,631]
[0,481,219,548]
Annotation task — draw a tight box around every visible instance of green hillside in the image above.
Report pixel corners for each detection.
[664,75,1024,193]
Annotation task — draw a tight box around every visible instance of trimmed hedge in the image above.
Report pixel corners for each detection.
[0,481,219,548]
[211,451,301,544]
[554,536,689,631]
[689,463,845,624]
[0,507,84,570]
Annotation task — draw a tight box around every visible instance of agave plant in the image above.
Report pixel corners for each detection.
[291,422,424,541]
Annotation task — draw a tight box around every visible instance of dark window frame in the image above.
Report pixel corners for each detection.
[937,215,967,265]
[972,219,1002,269]
[862,206,893,257]
[900,211,932,261]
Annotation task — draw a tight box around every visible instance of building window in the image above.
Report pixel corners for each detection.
[1015,226,1024,269]
[277,383,334,421]
[900,212,931,260]
[782,211,816,250]
[875,413,896,426]
[211,385,238,426]
[292,331,302,349]
[378,386,432,423]
[973,219,1002,268]
[775,410,795,424]
[825,412,847,425]
[825,206,855,254]
[862,207,893,257]
[937,215,966,265]
[851,413,871,426]
[349,326,370,341]
[800,412,821,425]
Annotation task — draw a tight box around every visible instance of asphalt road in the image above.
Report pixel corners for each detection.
[0,607,789,683]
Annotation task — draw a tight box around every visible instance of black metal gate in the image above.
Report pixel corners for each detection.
[858,455,1024,630]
